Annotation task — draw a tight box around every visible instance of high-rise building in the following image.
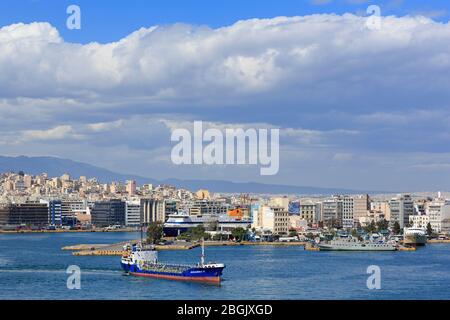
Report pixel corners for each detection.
[126,180,136,196]
[389,194,414,229]
[353,194,370,225]
[23,175,32,188]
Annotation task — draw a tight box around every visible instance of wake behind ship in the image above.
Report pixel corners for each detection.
[121,242,225,283]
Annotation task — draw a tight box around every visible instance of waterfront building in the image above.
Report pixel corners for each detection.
[371,201,391,221]
[0,202,49,227]
[90,199,126,227]
[289,215,308,231]
[300,201,319,224]
[389,194,414,229]
[409,214,430,229]
[426,200,450,233]
[189,200,229,216]
[140,198,166,224]
[320,199,343,228]
[353,194,370,225]
[340,196,354,229]
[40,199,62,226]
[61,200,87,226]
[252,205,289,236]
[125,200,141,227]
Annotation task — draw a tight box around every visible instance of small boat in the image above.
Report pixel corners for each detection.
[121,240,225,283]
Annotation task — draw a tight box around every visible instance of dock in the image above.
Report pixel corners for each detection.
[64,240,199,256]
[304,243,320,251]
[427,239,450,244]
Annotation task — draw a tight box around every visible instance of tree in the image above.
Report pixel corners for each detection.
[364,221,377,234]
[392,221,401,235]
[146,222,163,244]
[178,225,207,241]
[289,230,298,237]
[426,222,433,236]
[376,219,389,232]
[231,227,247,242]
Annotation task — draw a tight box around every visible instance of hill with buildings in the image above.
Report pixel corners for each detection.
[0,155,364,195]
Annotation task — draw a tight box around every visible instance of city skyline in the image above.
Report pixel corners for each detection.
[1,1,450,191]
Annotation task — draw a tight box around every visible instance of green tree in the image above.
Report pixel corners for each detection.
[364,221,377,234]
[231,227,247,242]
[289,230,298,237]
[376,219,389,232]
[392,221,401,235]
[178,225,207,241]
[426,222,433,236]
[146,222,163,244]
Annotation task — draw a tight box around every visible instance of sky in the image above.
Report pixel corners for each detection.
[1,0,450,191]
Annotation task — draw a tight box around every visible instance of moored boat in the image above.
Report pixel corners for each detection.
[403,227,427,246]
[318,237,397,251]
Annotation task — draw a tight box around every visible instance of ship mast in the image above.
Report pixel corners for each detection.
[200,238,205,267]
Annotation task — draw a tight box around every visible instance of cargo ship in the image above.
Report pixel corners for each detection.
[120,241,225,283]
[403,227,427,246]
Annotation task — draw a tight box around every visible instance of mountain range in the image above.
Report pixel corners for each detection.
[0,155,371,195]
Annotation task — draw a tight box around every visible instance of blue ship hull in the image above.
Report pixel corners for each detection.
[163,227,189,237]
[121,262,224,283]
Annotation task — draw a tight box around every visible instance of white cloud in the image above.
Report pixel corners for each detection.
[0,15,450,189]
[0,14,449,109]
[20,125,83,142]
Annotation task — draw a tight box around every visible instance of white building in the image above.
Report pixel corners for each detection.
[409,214,429,229]
[426,200,450,233]
[252,205,289,236]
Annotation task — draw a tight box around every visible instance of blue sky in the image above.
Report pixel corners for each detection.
[1,0,449,43]
[1,0,450,191]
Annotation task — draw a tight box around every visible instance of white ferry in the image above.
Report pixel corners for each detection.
[163,212,251,237]
[403,227,427,246]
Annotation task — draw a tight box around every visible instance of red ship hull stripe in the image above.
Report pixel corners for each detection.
[129,272,221,283]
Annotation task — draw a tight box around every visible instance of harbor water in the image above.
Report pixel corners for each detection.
[0,232,449,300]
